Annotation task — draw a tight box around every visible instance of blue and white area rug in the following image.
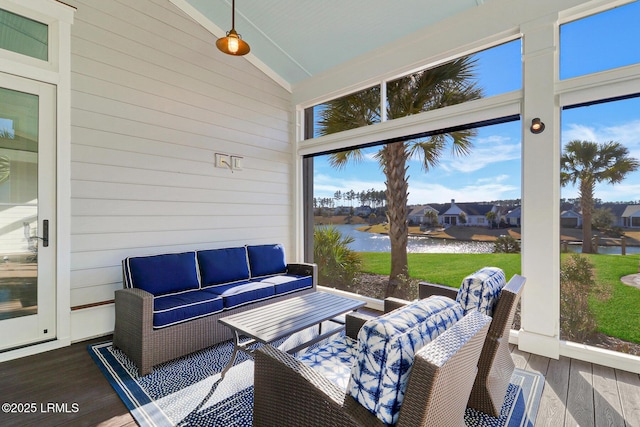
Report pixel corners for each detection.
[89,333,544,427]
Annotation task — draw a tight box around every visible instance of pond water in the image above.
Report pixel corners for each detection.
[324,224,495,254]
[321,224,640,255]
[564,242,640,255]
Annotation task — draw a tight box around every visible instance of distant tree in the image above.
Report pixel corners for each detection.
[485,211,497,228]
[591,208,614,231]
[425,210,439,227]
[459,212,467,224]
[561,140,639,253]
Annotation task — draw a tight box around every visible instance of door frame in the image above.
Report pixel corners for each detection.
[0,0,74,361]
[0,73,57,351]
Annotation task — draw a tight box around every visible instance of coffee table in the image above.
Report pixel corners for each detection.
[218,291,366,378]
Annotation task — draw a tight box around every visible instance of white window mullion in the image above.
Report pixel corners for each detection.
[380,80,387,122]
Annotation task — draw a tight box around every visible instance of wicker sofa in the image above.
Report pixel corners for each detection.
[254,296,492,427]
[113,243,316,375]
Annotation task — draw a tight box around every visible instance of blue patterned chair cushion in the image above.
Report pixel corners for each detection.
[456,267,506,316]
[347,295,464,425]
[298,334,358,390]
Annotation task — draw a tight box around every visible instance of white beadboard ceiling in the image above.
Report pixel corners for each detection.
[177,0,489,87]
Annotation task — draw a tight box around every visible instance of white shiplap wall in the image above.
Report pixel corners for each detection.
[67,0,293,314]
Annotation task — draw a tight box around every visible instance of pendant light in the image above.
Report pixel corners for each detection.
[216,0,250,56]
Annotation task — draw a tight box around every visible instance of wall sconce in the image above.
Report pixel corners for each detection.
[530,118,545,134]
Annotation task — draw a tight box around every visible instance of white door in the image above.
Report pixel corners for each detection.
[0,72,56,351]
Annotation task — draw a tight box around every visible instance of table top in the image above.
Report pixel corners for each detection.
[219,291,366,344]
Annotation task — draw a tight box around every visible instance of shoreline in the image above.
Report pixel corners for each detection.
[315,216,640,247]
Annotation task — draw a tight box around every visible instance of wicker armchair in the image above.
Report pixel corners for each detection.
[419,273,526,417]
[253,308,491,427]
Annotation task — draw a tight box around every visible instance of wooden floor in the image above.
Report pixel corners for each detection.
[0,337,639,426]
[509,344,640,427]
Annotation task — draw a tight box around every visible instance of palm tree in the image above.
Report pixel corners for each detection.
[317,57,483,298]
[561,140,639,253]
[486,210,497,228]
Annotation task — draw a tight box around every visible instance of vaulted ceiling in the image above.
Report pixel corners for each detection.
[175,0,491,88]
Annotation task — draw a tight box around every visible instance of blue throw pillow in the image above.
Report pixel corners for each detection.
[197,247,250,286]
[246,244,287,277]
[124,252,200,296]
[456,267,506,316]
[347,295,463,425]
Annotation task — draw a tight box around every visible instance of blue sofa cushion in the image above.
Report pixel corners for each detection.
[456,266,506,316]
[153,289,224,328]
[347,296,464,425]
[207,281,275,309]
[197,247,250,287]
[258,275,313,295]
[124,252,200,296]
[247,244,287,278]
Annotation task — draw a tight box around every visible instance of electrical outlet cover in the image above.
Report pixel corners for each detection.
[232,156,243,170]
[215,153,230,168]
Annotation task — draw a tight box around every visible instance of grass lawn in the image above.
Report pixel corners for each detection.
[585,253,640,344]
[358,251,640,344]
[359,252,522,287]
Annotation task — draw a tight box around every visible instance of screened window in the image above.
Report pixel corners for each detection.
[307,40,522,139]
[0,8,48,61]
[310,86,381,139]
[387,40,521,120]
[308,119,522,300]
[560,1,640,80]
[560,95,640,354]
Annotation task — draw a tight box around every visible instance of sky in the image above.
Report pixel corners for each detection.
[314,1,640,206]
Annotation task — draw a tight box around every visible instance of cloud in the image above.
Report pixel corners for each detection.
[314,169,518,205]
[562,120,640,147]
[476,174,509,184]
[407,179,519,205]
[438,136,521,173]
[314,172,385,197]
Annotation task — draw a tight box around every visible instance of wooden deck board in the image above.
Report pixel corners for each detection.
[565,358,595,427]
[616,369,640,426]
[536,356,570,427]
[1,335,640,426]
[592,363,625,427]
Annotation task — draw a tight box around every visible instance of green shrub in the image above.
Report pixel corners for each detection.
[560,254,611,342]
[314,225,362,290]
[493,235,520,253]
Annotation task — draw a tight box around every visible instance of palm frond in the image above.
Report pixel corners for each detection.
[328,149,364,170]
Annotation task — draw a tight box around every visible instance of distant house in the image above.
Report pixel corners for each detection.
[408,205,440,225]
[440,199,498,227]
[560,209,582,228]
[505,206,521,226]
[621,205,640,228]
[354,205,372,217]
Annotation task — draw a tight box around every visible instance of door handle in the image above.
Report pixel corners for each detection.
[38,219,49,247]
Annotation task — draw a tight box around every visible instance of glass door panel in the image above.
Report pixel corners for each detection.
[0,74,55,351]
